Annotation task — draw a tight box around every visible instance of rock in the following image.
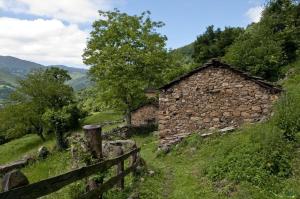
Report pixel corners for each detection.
[232,111,241,117]
[219,126,235,133]
[212,118,220,122]
[38,146,50,159]
[160,145,171,154]
[22,155,36,163]
[225,89,233,94]
[1,170,29,191]
[203,118,211,123]
[190,117,200,121]
[102,139,136,159]
[201,132,214,138]
[148,170,155,176]
[152,131,159,136]
[223,112,231,117]
[0,157,34,175]
[234,84,243,88]
[241,112,251,118]
[210,111,219,117]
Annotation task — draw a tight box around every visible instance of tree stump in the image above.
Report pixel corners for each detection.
[115,146,124,190]
[83,125,103,159]
[83,125,103,198]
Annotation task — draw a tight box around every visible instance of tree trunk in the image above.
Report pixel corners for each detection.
[55,129,67,150]
[38,132,46,142]
[37,127,46,142]
[125,108,132,126]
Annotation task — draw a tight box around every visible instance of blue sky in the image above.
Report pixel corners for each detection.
[119,0,265,49]
[0,0,265,68]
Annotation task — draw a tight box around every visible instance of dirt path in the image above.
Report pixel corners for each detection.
[162,166,174,199]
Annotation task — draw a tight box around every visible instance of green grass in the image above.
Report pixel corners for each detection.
[123,127,300,199]
[0,134,55,164]
[83,110,125,132]
[2,128,299,199]
[22,151,71,183]
[22,151,73,199]
[1,124,299,199]
[83,111,123,125]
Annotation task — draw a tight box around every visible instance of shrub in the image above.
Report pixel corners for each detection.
[67,182,86,199]
[274,90,300,140]
[206,124,294,190]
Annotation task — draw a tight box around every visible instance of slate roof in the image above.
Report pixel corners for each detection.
[160,59,282,94]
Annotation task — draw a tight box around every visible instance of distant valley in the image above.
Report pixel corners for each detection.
[0,55,90,103]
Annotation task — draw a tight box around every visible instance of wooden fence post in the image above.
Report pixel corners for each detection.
[116,146,124,190]
[83,125,103,160]
[131,144,138,179]
[83,125,103,198]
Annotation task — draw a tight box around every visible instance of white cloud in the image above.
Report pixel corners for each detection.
[246,5,264,23]
[0,1,4,8]
[0,17,89,67]
[0,0,122,23]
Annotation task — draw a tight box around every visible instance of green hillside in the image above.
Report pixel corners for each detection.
[172,42,194,58]
[0,55,43,77]
[0,56,90,102]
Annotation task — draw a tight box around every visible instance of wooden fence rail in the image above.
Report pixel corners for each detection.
[0,147,140,199]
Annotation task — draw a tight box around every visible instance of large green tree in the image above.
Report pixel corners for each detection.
[83,10,172,124]
[224,0,300,80]
[0,67,78,149]
[193,26,244,64]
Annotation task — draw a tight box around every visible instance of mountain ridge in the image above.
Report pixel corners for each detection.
[0,55,90,103]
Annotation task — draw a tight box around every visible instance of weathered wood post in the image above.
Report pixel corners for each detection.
[116,146,124,190]
[131,143,138,179]
[83,125,103,160]
[83,125,103,198]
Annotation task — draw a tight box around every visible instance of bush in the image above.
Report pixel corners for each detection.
[206,124,294,191]
[274,90,300,140]
[67,182,86,199]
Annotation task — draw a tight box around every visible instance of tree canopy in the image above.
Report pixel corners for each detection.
[83,10,174,124]
[0,67,81,149]
[224,0,300,80]
[193,26,244,64]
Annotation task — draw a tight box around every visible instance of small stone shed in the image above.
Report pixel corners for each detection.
[130,101,159,127]
[159,59,282,147]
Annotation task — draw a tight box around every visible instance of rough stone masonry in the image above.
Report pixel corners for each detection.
[131,103,158,127]
[158,59,282,147]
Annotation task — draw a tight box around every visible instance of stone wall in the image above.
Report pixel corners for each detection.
[131,104,158,127]
[159,67,279,146]
[104,124,158,140]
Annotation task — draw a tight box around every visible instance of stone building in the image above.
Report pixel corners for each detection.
[159,59,282,147]
[130,101,159,127]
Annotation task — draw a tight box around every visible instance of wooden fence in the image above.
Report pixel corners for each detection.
[0,147,140,199]
[0,124,141,199]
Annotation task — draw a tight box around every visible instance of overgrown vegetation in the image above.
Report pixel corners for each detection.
[188,0,300,81]
[1,0,300,198]
[193,26,244,64]
[0,67,83,149]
